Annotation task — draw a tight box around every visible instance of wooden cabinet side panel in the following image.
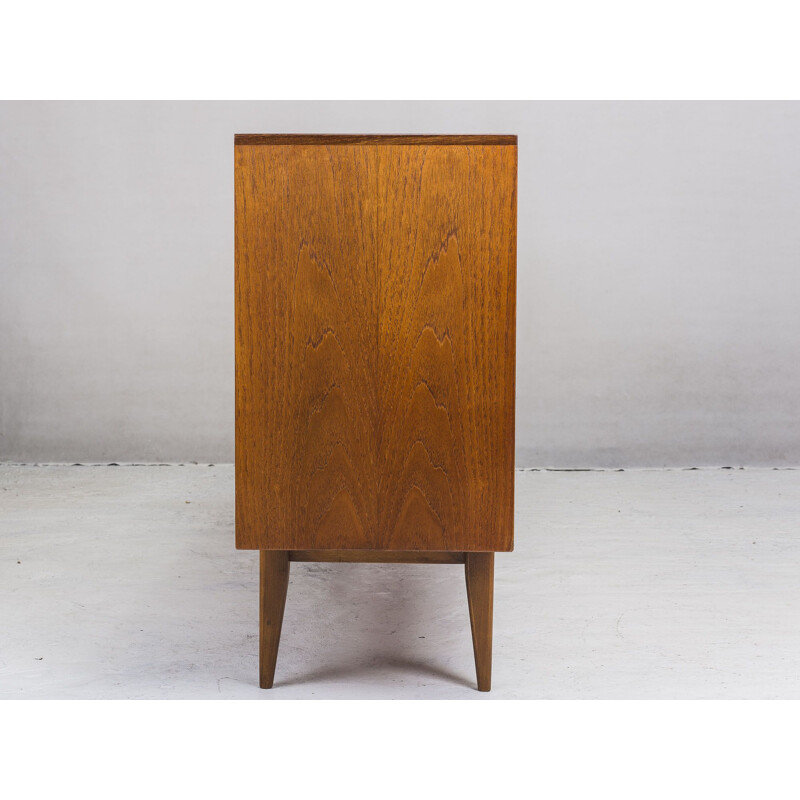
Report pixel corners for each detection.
[235,144,379,549]
[377,145,517,551]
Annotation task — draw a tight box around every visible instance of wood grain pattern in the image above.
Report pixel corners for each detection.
[236,144,379,549]
[259,550,290,689]
[236,139,516,552]
[377,145,517,551]
[235,134,517,146]
[289,550,465,564]
[465,552,494,691]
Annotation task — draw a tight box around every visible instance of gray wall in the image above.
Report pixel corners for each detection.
[1,102,799,466]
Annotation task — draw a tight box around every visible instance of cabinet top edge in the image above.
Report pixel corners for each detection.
[234,134,517,146]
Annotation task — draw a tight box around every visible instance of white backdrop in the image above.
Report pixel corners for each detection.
[1,101,799,466]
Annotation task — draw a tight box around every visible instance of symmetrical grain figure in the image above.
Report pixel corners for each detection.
[235,135,517,690]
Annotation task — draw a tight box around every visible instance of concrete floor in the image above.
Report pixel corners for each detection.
[1,464,799,699]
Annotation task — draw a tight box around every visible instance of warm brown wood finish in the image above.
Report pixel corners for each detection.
[289,549,465,564]
[235,134,517,146]
[236,144,379,550]
[236,140,516,553]
[237,135,515,691]
[465,552,494,691]
[377,145,517,551]
[259,550,290,689]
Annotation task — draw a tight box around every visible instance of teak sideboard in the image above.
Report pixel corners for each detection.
[234,134,517,691]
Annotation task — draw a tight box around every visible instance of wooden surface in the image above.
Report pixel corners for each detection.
[289,550,465,564]
[465,552,494,691]
[236,139,516,552]
[377,145,517,551]
[259,550,290,689]
[235,134,516,146]
[236,144,379,549]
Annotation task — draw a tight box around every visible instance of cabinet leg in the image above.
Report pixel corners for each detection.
[259,550,290,689]
[465,552,494,692]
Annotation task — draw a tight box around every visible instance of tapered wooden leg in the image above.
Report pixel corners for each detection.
[260,550,290,689]
[465,552,494,692]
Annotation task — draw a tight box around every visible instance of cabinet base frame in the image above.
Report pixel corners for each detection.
[258,549,495,692]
